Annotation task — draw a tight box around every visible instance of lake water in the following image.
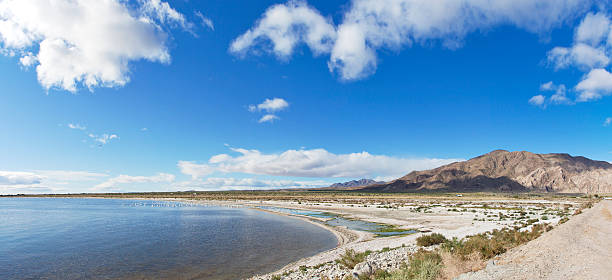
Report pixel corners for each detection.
[0,198,337,280]
[257,206,418,236]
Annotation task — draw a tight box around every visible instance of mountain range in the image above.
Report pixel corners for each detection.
[360,150,612,194]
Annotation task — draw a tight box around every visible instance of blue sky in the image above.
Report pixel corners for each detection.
[1,0,611,194]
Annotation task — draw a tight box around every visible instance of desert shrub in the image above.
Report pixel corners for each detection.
[271,275,281,280]
[416,233,448,247]
[375,250,442,280]
[558,217,569,224]
[441,225,546,260]
[336,249,371,269]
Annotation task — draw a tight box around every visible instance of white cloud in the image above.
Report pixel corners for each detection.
[93,173,175,191]
[248,98,289,124]
[138,0,190,29]
[67,123,86,130]
[604,117,612,127]
[0,0,187,92]
[232,0,591,80]
[548,44,609,70]
[539,81,554,91]
[0,171,43,185]
[230,1,336,58]
[547,12,612,103]
[172,177,329,191]
[528,95,546,107]
[258,114,279,123]
[249,97,289,112]
[0,170,108,194]
[195,11,214,31]
[575,12,611,46]
[178,147,462,179]
[530,82,571,107]
[575,68,612,101]
[178,161,214,180]
[88,133,119,146]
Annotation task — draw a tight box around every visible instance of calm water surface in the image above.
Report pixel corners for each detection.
[0,198,337,280]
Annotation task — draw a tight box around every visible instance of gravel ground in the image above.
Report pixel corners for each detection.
[457,200,612,280]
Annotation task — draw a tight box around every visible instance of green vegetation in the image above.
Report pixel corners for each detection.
[336,249,372,269]
[373,250,442,280]
[442,224,547,259]
[416,233,448,247]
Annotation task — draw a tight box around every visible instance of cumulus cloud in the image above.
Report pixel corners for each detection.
[93,173,175,191]
[0,0,188,92]
[230,1,336,58]
[548,44,609,70]
[546,12,612,103]
[248,97,289,123]
[258,114,279,123]
[232,0,591,80]
[0,170,108,194]
[178,161,214,180]
[249,97,289,112]
[528,95,546,107]
[575,68,612,101]
[0,171,43,185]
[604,117,612,127]
[172,177,329,191]
[529,81,572,107]
[178,147,462,180]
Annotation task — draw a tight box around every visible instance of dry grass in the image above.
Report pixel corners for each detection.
[416,233,448,247]
[336,249,372,269]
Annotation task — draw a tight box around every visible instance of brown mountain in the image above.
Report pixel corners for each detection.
[361,150,612,193]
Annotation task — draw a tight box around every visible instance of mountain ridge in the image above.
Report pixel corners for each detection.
[360,150,612,193]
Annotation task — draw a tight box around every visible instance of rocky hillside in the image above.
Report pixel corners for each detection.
[362,150,612,193]
[323,179,384,190]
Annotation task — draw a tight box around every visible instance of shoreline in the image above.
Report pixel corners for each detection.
[7,195,591,279]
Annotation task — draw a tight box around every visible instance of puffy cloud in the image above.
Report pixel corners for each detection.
[0,170,108,194]
[0,171,43,185]
[530,82,571,107]
[548,44,609,70]
[604,117,612,127]
[179,147,462,179]
[230,1,336,58]
[0,0,187,92]
[173,177,329,191]
[258,114,279,123]
[528,95,546,107]
[547,12,612,103]
[248,98,289,124]
[232,0,591,80]
[178,161,214,179]
[249,97,289,112]
[93,173,175,191]
[575,68,612,101]
[575,12,611,46]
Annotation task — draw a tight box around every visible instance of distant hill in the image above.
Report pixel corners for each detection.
[321,179,384,190]
[360,150,612,194]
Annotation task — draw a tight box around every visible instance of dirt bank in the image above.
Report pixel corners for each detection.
[458,200,612,280]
